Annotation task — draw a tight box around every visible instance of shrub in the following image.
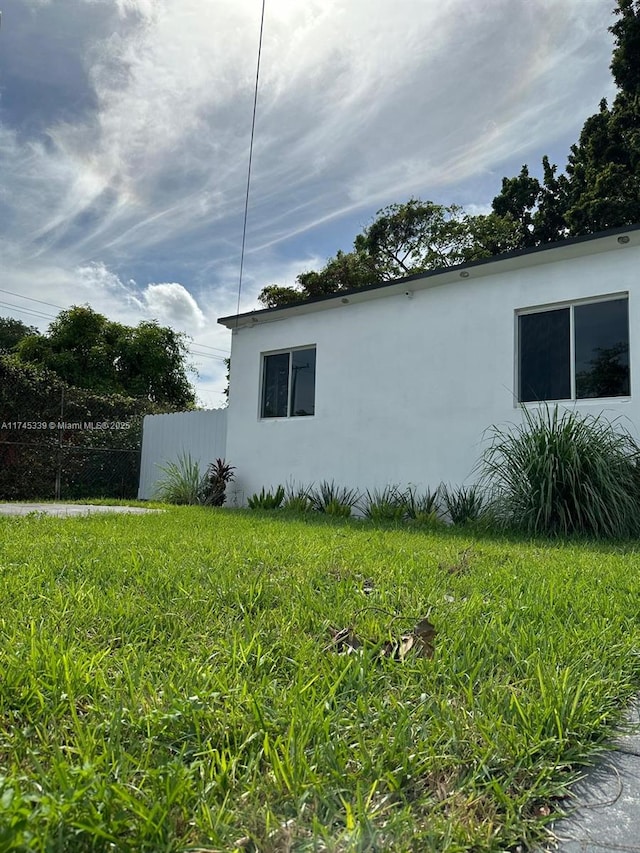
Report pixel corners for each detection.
[441,484,485,525]
[401,485,441,525]
[481,406,640,537]
[360,486,406,522]
[282,484,313,513]
[310,481,360,517]
[153,453,203,505]
[247,485,285,510]
[201,458,235,506]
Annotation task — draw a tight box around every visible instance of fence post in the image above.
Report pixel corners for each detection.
[54,388,63,500]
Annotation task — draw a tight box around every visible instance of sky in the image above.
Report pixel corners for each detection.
[0,0,620,407]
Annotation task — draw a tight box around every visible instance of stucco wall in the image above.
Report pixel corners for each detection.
[224,242,640,504]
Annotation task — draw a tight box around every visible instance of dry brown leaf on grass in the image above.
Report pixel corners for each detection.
[327,617,436,661]
[380,618,437,660]
[414,617,437,656]
[326,626,364,654]
[440,547,474,575]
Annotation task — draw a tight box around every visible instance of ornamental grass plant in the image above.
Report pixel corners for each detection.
[481,405,640,538]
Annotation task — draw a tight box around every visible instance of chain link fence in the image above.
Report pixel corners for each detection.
[1,358,148,501]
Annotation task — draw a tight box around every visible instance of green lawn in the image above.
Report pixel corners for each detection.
[1,507,640,851]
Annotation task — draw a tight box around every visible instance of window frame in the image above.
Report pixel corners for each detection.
[259,344,317,420]
[515,292,630,405]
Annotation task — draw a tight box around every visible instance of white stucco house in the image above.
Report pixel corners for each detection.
[218,224,640,504]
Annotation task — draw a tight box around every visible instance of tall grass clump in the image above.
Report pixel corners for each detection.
[401,485,441,524]
[310,480,360,517]
[441,484,485,525]
[153,453,203,505]
[153,454,234,506]
[247,485,285,510]
[282,483,313,513]
[359,486,406,522]
[482,406,640,537]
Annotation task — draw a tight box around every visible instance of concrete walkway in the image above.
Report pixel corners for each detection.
[547,699,640,851]
[0,502,161,516]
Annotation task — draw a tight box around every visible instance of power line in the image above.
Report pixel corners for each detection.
[235,0,266,322]
[0,288,66,311]
[0,301,56,322]
[190,351,227,361]
[191,341,230,354]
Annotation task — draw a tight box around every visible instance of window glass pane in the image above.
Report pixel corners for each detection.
[290,348,316,416]
[519,308,570,402]
[261,352,289,417]
[575,298,629,398]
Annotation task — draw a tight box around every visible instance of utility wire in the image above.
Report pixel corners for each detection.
[0,301,56,322]
[191,341,230,354]
[0,288,66,311]
[235,0,266,323]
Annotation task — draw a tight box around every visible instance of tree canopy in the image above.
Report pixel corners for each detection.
[261,1,640,309]
[11,305,196,410]
[258,201,527,307]
[491,0,640,240]
[0,317,39,353]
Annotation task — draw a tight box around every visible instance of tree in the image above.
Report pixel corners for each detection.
[115,320,196,409]
[258,285,305,309]
[258,249,379,308]
[0,317,39,353]
[354,199,468,279]
[495,1,640,241]
[259,201,473,308]
[532,156,570,243]
[16,305,196,410]
[297,248,379,294]
[259,2,640,309]
[491,165,541,248]
[610,0,640,95]
[563,91,640,232]
[461,211,530,260]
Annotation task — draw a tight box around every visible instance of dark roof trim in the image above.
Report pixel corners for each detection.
[218,222,640,326]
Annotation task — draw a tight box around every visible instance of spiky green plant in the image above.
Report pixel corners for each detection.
[441,484,485,525]
[481,406,640,537]
[282,483,313,514]
[401,485,442,525]
[360,486,406,522]
[153,453,203,505]
[247,485,285,510]
[309,481,360,516]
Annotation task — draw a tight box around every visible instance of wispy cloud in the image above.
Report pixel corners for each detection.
[0,0,619,401]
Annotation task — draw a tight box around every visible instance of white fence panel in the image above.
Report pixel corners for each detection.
[138,409,227,499]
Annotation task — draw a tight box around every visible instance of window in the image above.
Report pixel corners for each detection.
[261,346,316,418]
[518,296,629,403]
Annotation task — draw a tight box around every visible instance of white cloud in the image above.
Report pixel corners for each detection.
[142,283,206,329]
[3,0,617,261]
[0,0,620,334]
[72,262,207,332]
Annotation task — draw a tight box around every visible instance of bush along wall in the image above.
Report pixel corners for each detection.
[0,356,154,500]
[244,407,640,540]
[481,405,640,538]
